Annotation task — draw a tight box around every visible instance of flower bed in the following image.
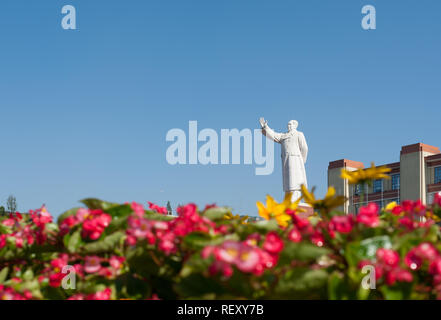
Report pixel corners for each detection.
[1,178,441,299]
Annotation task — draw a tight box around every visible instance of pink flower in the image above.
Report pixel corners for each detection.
[288,228,302,243]
[68,294,85,300]
[405,249,423,270]
[329,215,354,234]
[0,235,6,249]
[75,208,90,222]
[30,205,53,227]
[59,215,79,235]
[201,245,215,259]
[15,236,23,248]
[158,232,176,255]
[235,246,260,273]
[0,285,28,300]
[98,267,113,278]
[73,264,84,278]
[51,254,69,273]
[148,202,168,215]
[82,213,112,240]
[245,233,261,247]
[49,273,64,288]
[402,200,426,216]
[109,256,125,270]
[131,202,145,217]
[376,248,400,268]
[128,216,155,242]
[209,260,234,278]
[385,268,413,286]
[86,288,112,300]
[211,240,278,276]
[310,231,324,247]
[405,243,439,270]
[177,204,198,220]
[2,219,15,227]
[434,193,441,207]
[391,205,404,216]
[256,250,278,271]
[398,217,417,230]
[263,232,284,254]
[417,243,439,261]
[357,203,380,227]
[215,241,241,264]
[429,258,441,275]
[204,204,217,210]
[84,256,102,274]
[288,210,310,230]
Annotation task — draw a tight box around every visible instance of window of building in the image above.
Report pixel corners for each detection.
[391,174,400,190]
[435,167,441,184]
[354,204,360,214]
[373,179,383,193]
[354,184,364,196]
[428,192,441,204]
[375,201,383,209]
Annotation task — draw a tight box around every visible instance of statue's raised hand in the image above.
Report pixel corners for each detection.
[259,117,267,128]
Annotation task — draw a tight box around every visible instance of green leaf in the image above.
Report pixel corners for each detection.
[182,232,233,251]
[126,246,161,278]
[279,242,330,264]
[274,268,329,299]
[174,274,226,298]
[379,282,413,300]
[203,207,232,220]
[345,235,392,267]
[105,204,134,218]
[253,219,279,232]
[357,285,371,300]
[180,253,212,277]
[114,273,152,299]
[380,286,404,300]
[66,230,82,253]
[0,223,12,235]
[328,272,346,300]
[144,211,175,221]
[82,231,125,254]
[0,267,9,283]
[106,215,129,234]
[80,198,120,211]
[23,269,34,281]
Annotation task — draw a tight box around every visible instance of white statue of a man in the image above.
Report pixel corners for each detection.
[259,118,308,201]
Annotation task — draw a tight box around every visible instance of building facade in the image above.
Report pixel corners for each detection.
[328,143,441,214]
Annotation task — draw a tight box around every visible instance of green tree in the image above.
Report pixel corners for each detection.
[0,206,5,216]
[166,201,173,216]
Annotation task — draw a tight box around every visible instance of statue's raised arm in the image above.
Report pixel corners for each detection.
[259,117,282,143]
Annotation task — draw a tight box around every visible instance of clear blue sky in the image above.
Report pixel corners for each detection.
[0,0,440,217]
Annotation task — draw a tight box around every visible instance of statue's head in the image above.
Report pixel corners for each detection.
[287,120,298,131]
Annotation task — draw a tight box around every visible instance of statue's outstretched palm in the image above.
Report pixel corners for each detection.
[259,117,267,128]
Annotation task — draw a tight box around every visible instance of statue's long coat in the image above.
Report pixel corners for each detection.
[262,126,308,192]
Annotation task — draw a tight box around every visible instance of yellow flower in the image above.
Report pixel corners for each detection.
[301,185,346,214]
[256,192,301,227]
[426,211,441,222]
[223,212,248,224]
[341,162,391,185]
[385,201,398,212]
